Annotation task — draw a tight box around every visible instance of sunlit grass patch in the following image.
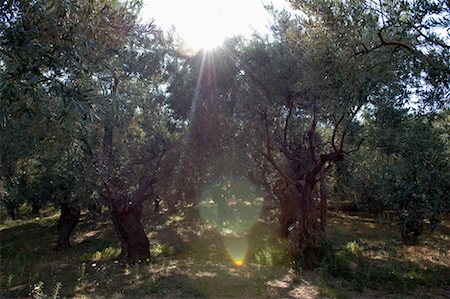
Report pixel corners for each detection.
[322,213,450,296]
[165,214,185,225]
[83,246,120,261]
[254,243,290,267]
[151,242,176,257]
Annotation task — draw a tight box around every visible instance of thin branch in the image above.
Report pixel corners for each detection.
[332,112,345,153]
[351,29,414,58]
[262,152,296,186]
[283,101,293,148]
[307,112,318,163]
[261,111,296,186]
[342,138,364,155]
[339,103,363,151]
[310,151,344,180]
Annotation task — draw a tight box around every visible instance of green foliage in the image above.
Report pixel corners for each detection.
[0,0,449,297]
[84,247,121,262]
[335,105,449,243]
[254,243,289,266]
[151,243,176,257]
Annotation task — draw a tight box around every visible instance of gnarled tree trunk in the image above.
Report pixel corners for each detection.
[56,203,80,250]
[276,153,343,269]
[110,194,150,262]
[279,188,296,238]
[286,178,325,269]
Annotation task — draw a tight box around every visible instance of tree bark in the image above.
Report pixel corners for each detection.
[278,154,342,269]
[111,199,150,262]
[319,167,327,232]
[287,178,325,269]
[55,203,80,250]
[400,217,423,245]
[279,188,296,238]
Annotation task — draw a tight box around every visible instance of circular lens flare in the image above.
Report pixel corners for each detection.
[198,176,263,267]
[198,176,263,235]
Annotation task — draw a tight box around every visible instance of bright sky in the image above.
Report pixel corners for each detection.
[140,0,289,50]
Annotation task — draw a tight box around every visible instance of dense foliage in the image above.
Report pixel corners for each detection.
[1,0,449,268]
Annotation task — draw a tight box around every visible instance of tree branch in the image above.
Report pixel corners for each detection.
[339,103,363,152]
[261,111,296,186]
[307,112,318,163]
[342,138,364,155]
[351,29,413,58]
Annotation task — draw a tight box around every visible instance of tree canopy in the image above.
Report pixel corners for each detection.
[1,0,449,270]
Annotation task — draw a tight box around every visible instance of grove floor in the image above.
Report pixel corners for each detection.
[1,208,449,298]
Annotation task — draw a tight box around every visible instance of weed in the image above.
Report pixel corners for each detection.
[255,249,273,266]
[165,214,185,225]
[30,281,45,299]
[254,243,289,266]
[83,246,120,261]
[51,282,62,299]
[7,274,13,289]
[151,242,175,257]
[345,240,364,255]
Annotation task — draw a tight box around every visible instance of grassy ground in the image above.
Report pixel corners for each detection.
[0,207,449,298]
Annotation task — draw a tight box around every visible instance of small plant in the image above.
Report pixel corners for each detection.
[165,214,184,225]
[254,244,289,266]
[345,241,364,255]
[151,243,175,257]
[51,282,62,299]
[84,246,121,261]
[255,249,273,266]
[6,274,13,289]
[30,281,45,299]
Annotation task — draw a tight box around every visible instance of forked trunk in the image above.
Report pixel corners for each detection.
[111,200,150,262]
[103,110,151,262]
[55,203,80,250]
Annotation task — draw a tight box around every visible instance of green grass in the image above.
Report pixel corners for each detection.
[1,207,449,298]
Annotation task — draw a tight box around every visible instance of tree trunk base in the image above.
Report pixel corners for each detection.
[55,204,80,250]
[112,206,150,263]
[289,224,325,270]
[401,219,423,245]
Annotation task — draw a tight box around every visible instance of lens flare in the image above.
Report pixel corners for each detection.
[198,176,263,235]
[198,176,263,267]
[223,236,248,267]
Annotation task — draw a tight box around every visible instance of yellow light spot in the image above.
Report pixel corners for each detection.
[233,259,244,267]
[223,236,248,267]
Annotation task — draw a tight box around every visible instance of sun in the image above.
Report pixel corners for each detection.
[177,6,230,51]
[141,1,265,52]
[182,23,225,51]
[141,1,289,52]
